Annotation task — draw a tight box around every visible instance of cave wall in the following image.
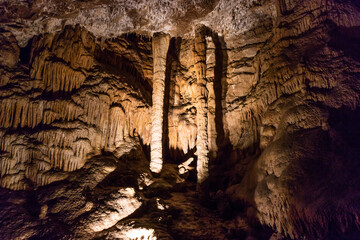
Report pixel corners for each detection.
[0,26,152,190]
[0,0,360,239]
[224,0,360,238]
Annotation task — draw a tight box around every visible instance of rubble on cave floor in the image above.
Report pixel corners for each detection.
[0,145,272,240]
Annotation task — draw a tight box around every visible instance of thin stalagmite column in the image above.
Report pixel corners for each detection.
[150,32,171,173]
[194,26,209,191]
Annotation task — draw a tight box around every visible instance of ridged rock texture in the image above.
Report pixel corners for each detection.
[1,0,360,239]
[0,25,152,190]
[193,25,210,192]
[150,32,170,174]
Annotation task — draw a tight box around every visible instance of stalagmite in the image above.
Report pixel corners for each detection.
[150,32,170,173]
[194,26,209,191]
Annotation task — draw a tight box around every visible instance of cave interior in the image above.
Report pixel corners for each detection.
[0,0,360,239]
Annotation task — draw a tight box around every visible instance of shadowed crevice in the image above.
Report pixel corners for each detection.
[162,37,178,163]
[94,45,152,105]
[212,32,231,160]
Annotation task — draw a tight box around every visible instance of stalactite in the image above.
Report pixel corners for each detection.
[105,106,126,151]
[0,28,154,191]
[150,32,170,174]
[41,61,86,92]
[194,26,209,191]
[167,108,197,155]
[0,99,46,128]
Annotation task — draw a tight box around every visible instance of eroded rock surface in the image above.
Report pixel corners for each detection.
[0,0,276,46]
[0,0,360,239]
[0,26,152,190]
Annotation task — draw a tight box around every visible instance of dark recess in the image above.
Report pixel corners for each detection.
[19,38,32,65]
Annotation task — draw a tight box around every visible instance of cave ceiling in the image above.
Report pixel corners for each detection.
[0,0,277,46]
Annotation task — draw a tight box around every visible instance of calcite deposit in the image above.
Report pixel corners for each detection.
[150,32,170,174]
[193,25,210,192]
[0,0,360,239]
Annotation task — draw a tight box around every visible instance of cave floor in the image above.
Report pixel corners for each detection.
[0,149,273,240]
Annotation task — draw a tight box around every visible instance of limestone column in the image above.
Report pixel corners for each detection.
[194,26,209,191]
[150,32,170,174]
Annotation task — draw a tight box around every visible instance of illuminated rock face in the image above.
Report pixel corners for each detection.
[150,32,170,174]
[86,188,141,232]
[193,26,209,190]
[0,26,152,190]
[0,0,360,239]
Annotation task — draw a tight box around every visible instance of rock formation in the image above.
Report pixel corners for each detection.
[150,32,170,174]
[0,25,152,190]
[193,25,210,192]
[0,0,360,239]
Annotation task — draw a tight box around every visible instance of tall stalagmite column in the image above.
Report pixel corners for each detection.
[194,26,209,191]
[150,32,171,173]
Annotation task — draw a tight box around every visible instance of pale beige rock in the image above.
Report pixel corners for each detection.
[0,26,152,190]
[150,32,171,173]
[194,26,210,190]
[86,188,142,232]
[0,1,360,238]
